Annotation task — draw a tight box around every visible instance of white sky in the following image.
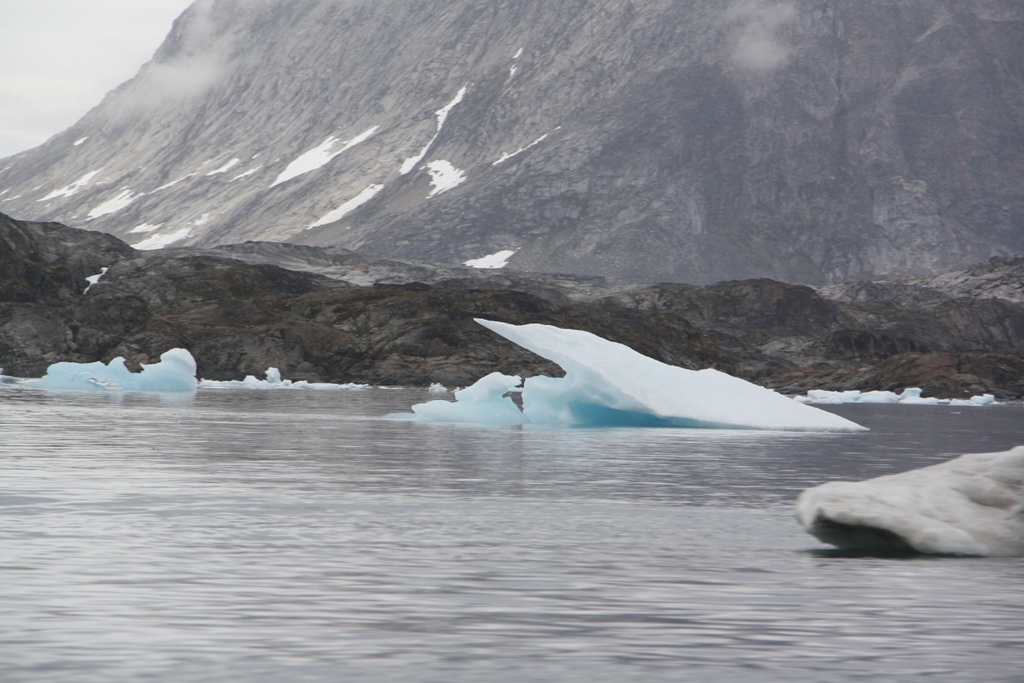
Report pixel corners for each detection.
[0,0,194,159]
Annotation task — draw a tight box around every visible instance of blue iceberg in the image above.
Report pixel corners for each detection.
[412,319,865,431]
[31,349,198,393]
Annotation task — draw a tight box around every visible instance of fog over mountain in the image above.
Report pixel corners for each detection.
[1,0,1022,285]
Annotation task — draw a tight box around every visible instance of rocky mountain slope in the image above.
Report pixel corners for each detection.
[1,0,1022,285]
[3,211,1023,398]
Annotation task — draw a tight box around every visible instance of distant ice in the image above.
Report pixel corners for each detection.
[795,388,996,407]
[309,184,384,228]
[31,349,197,393]
[133,227,191,250]
[428,383,448,394]
[412,320,866,431]
[797,446,1024,556]
[129,223,163,234]
[205,158,241,176]
[272,125,380,188]
[400,86,468,175]
[425,160,466,196]
[464,250,516,269]
[200,367,368,390]
[230,167,261,181]
[73,136,89,146]
[493,128,558,166]
[83,267,108,294]
[87,189,137,219]
[40,170,100,201]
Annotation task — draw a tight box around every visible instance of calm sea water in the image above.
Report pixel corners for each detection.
[1,386,1022,682]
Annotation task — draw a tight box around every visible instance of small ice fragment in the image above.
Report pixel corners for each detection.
[428,383,448,394]
[31,349,198,393]
[198,368,368,390]
[897,387,941,405]
[266,368,282,384]
[464,250,515,269]
[797,446,1024,556]
[83,267,108,294]
[412,372,526,424]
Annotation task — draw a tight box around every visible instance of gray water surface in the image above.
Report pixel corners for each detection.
[1,387,1022,682]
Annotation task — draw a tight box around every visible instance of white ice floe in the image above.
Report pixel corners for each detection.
[400,86,467,175]
[797,446,1024,556]
[230,167,261,181]
[308,183,384,228]
[412,320,866,430]
[129,223,163,234]
[133,227,191,250]
[205,158,241,176]
[425,160,466,196]
[428,383,448,394]
[272,125,379,188]
[795,387,996,407]
[87,189,137,219]
[493,128,558,166]
[73,136,89,146]
[199,367,368,391]
[31,349,198,393]
[82,267,108,294]
[464,250,516,269]
[40,170,101,201]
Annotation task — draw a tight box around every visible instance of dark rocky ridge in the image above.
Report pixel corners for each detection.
[2,212,1023,398]
[0,0,1021,285]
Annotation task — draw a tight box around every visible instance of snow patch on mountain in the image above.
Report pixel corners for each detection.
[400,86,468,175]
[493,129,558,166]
[133,227,191,250]
[40,170,101,201]
[425,160,466,196]
[230,167,261,181]
[87,189,138,219]
[309,184,384,228]
[129,223,163,234]
[465,250,515,269]
[205,158,241,176]
[272,125,380,188]
[73,137,89,146]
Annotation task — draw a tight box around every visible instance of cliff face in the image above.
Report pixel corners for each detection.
[1,0,1022,284]
[3,212,1023,398]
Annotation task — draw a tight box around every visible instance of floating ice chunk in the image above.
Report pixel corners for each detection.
[40,170,100,201]
[133,227,191,250]
[308,183,384,228]
[205,158,240,176]
[428,383,448,394]
[797,446,1024,556]
[856,390,901,403]
[199,367,368,391]
[896,387,941,405]
[87,189,137,219]
[272,125,379,187]
[83,267,108,294]
[425,161,466,196]
[31,349,198,393]
[464,250,516,269]
[412,320,866,431]
[950,394,996,407]
[400,86,467,175]
[413,372,526,424]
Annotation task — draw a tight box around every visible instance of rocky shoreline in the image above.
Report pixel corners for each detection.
[2,212,1023,398]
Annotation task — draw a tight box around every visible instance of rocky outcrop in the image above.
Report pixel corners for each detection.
[0,1,1021,285]
[1,212,1022,397]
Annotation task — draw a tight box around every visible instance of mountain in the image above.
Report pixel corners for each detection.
[1,0,1022,285]
[3,211,1023,397]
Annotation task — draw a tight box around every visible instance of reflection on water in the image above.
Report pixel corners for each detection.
[1,387,1022,682]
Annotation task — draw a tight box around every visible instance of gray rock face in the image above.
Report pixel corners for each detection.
[2,0,1022,285]
[2,211,1023,397]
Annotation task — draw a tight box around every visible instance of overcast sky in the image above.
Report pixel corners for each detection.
[0,0,194,159]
